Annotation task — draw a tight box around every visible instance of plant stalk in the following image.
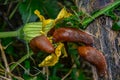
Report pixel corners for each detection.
[0,28,22,38]
[0,31,18,38]
[82,0,120,29]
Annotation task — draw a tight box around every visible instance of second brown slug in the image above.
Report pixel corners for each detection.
[78,46,107,76]
[30,35,54,54]
[52,27,94,45]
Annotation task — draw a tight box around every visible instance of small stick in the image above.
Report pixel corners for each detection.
[0,42,12,79]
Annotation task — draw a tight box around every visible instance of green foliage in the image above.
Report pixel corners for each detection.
[1,38,17,57]
[1,0,120,80]
[19,0,60,23]
[71,68,84,80]
[49,63,64,80]
[104,5,120,30]
[55,10,86,29]
[19,0,40,23]
[104,10,118,20]
[24,60,30,70]
[112,21,120,30]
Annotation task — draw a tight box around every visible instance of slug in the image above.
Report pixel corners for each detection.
[30,35,54,54]
[78,46,107,76]
[52,27,94,45]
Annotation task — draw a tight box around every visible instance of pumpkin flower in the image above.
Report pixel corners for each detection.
[23,7,72,42]
[34,7,72,34]
[23,8,71,67]
[55,8,72,23]
[35,8,71,67]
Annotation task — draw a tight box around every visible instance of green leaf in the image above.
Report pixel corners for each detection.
[42,0,60,19]
[19,0,44,23]
[19,0,60,23]
[25,60,30,70]
[104,10,118,20]
[71,68,78,80]
[1,38,17,57]
[78,72,86,80]
[23,73,44,80]
[49,75,61,80]
[112,21,120,30]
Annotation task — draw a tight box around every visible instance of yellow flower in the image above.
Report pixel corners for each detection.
[55,43,64,57]
[55,8,72,23]
[34,10,45,21]
[23,8,71,67]
[34,7,72,35]
[23,7,72,42]
[39,53,58,67]
[35,7,72,66]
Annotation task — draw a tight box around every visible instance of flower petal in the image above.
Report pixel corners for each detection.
[39,53,58,67]
[34,10,45,21]
[38,43,64,67]
[55,8,72,22]
[55,43,64,57]
[61,45,68,58]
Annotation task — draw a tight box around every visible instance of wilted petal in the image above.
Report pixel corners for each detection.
[61,46,68,58]
[34,10,45,21]
[55,43,64,57]
[38,43,64,67]
[55,8,72,22]
[39,53,58,67]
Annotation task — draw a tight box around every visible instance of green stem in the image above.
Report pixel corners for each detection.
[0,31,18,38]
[10,52,33,71]
[0,28,22,38]
[82,0,120,29]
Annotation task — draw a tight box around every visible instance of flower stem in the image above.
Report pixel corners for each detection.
[82,0,120,29]
[0,28,21,38]
[0,31,18,38]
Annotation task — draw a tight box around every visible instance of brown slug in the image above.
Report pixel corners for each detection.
[78,46,107,76]
[52,27,94,45]
[30,35,54,54]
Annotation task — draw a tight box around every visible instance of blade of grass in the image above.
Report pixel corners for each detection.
[9,1,21,19]
[81,0,120,29]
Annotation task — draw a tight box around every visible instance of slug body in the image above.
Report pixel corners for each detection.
[78,46,107,76]
[30,35,54,54]
[53,27,94,45]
